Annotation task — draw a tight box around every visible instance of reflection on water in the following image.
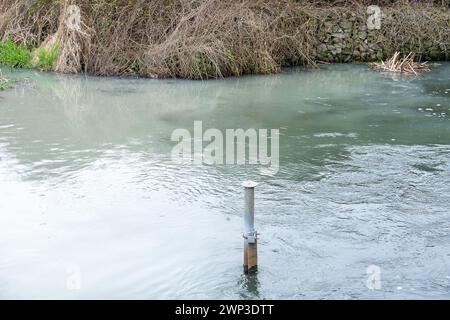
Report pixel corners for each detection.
[238,272,260,299]
[0,63,449,299]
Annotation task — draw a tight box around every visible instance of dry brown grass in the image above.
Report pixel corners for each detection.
[140,0,321,79]
[0,0,448,79]
[370,51,431,75]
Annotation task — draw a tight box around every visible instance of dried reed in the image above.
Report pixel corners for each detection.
[370,51,431,75]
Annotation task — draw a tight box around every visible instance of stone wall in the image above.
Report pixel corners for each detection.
[314,7,449,63]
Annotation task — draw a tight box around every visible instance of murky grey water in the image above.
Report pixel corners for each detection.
[0,63,449,299]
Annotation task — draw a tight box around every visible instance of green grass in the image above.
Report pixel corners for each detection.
[0,38,32,68]
[0,37,59,73]
[33,43,59,71]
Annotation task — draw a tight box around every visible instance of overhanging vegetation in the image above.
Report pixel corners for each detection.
[0,0,448,79]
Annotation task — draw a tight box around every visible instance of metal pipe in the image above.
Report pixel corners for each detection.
[242,181,258,273]
[243,181,257,243]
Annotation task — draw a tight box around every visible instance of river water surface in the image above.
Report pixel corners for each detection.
[1,64,450,299]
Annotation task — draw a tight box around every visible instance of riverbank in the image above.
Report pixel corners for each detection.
[0,0,449,79]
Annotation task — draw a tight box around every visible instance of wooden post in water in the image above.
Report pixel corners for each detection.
[243,181,258,273]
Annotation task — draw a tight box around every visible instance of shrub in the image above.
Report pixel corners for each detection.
[33,43,60,71]
[0,37,32,68]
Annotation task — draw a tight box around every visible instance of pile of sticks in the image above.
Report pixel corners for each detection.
[370,52,431,75]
